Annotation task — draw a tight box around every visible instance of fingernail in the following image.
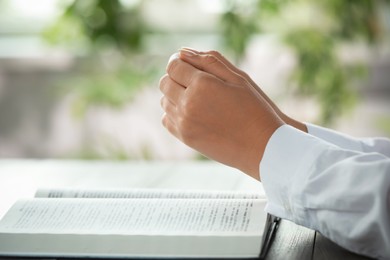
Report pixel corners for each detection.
[179,48,197,58]
[168,52,179,64]
[181,47,200,54]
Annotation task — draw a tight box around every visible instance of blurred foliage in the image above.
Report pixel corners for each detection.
[35,0,389,160]
[322,0,382,42]
[219,1,258,63]
[44,0,146,53]
[66,0,145,51]
[284,28,356,123]
[70,61,157,118]
[44,0,389,127]
[220,0,389,125]
[43,0,154,113]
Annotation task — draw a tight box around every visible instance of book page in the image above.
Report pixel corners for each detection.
[0,198,267,236]
[35,188,265,200]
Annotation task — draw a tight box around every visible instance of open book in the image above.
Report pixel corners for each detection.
[0,188,278,259]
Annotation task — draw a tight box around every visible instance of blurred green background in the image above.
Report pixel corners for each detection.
[0,0,389,160]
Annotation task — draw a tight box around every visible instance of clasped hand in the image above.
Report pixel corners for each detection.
[159,48,304,180]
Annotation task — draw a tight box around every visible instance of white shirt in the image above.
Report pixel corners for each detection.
[260,123,390,259]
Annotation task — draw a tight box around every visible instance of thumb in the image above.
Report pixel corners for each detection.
[179,48,243,84]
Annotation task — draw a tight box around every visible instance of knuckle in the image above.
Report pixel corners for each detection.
[162,114,175,135]
[203,54,218,65]
[159,74,170,92]
[239,70,250,80]
[176,117,194,144]
[176,98,198,127]
[161,113,167,127]
[180,99,196,118]
[179,100,200,129]
[161,97,176,115]
[160,96,165,109]
[231,70,248,84]
[207,50,221,58]
[177,100,187,116]
[176,116,187,130]
[189,71,207,87]
[166,58,180,75]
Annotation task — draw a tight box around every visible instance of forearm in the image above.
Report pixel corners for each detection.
[260,125,390,259]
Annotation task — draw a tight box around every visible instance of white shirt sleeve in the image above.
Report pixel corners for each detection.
[306,123,390,157]
[260,125,390,259]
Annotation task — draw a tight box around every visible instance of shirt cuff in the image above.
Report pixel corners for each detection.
[307,123,390,157]
[259,125,334,224]
[306,123,363,152]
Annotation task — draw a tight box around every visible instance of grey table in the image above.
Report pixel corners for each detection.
[0,160,373,260]
[266,219,372,260]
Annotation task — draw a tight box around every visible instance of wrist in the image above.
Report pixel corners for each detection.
[241,116,284,181]
[280,114,308,133]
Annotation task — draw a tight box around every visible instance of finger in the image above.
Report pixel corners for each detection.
[162,113,178,137]
[159,74,185,105]
[181,48,252,82]
[166,53,204,88]
[178,49,243,84]
[182,48,274,106]
[198,49,272,100]
[182,47,243,76]
[196,50,276,103]
[160,96,177,117]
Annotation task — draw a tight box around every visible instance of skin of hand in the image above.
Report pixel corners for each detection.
[159,49,284,180]
[181,47,308,133]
